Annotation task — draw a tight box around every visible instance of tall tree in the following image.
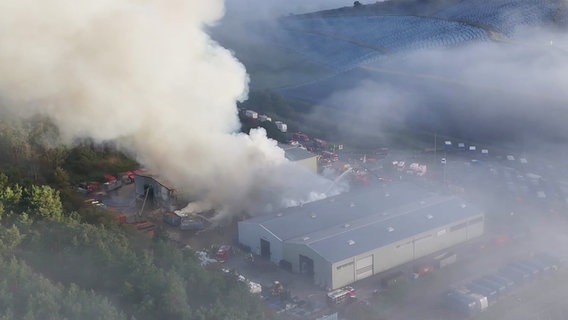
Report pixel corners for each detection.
[24,185,63,220]
[0,184,23,214]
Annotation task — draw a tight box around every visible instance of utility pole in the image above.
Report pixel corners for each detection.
[434,132,437,170]
[139,187,150,218]
[443,152,447,189]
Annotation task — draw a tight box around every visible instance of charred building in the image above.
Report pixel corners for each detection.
[134,170,178,210]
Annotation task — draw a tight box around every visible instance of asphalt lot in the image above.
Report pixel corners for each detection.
[100,145,568,320]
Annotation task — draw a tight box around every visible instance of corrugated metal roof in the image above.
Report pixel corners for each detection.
[297,197,482,262]
[240,182,483,263]
[242,182,434,241]
[134,169,177,191]
[279,143,318,161]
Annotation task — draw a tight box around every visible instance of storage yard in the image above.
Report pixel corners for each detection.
[65,0,568,318]
[72,124,568,320]
[74,128,568,320]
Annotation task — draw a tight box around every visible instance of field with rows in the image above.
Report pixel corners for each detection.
[238,0,567,94]
[277,15,488,71]
[435,0,560,35]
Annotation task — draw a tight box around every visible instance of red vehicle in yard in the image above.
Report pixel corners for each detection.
[119,171,136,184]
[103,174,117,182]
[321,151,339,162]
[292,132,309,142]
[78,181,101,194]
[413,263,435,277]
[216,245,233,263]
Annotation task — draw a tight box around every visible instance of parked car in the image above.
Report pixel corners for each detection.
[216,245,233,263]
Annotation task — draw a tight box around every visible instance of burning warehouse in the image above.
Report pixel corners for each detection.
[238,182,484,290]
[134,169,178,210]
[132,142,320,211]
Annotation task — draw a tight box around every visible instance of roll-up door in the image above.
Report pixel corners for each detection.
[356,255,373,280]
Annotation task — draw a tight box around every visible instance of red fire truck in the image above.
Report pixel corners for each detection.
[216,245,233,263]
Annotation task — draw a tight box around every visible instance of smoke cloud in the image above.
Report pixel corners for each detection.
[302,28,568,145]
[0,0,338,216]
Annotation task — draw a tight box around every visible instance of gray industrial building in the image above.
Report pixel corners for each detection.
[133,144,317,211]
[134,170,178,210]
[279,143,319,174]
[238,183,484,290]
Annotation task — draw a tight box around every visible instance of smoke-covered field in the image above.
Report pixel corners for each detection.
[215,0,568,145]
[282,37,568,143]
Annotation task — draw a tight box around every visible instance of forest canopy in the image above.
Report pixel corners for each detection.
[0,117,273,320]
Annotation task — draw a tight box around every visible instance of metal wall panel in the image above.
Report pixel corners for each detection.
[333,260,355,288]
[375,241,413,274]
[467,220,484,240]
[356,255,373,280]
[413,233,436,259]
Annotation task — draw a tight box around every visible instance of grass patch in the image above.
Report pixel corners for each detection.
[237,45,333,89]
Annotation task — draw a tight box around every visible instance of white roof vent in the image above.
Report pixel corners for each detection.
[385,193,390,197]
[426,214,433,219]
[460,204,467,208]
[310,213,317,218]
[420,200,426,205]
[276,213,283,217]
[349,202,355,208]
[302,236,310,241]
[347,240,356,246]
[343,223,351,228]
[387,227,395,232]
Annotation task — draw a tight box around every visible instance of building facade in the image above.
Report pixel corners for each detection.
[279,143,319,174]
[134,170,177,210]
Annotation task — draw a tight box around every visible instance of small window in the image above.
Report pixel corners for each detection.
[469,216,484,225]
[414,234,433,243]
[337,261,354,270]
[450,222,467,232]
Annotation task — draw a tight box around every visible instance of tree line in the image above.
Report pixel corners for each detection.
[0,116,275,320]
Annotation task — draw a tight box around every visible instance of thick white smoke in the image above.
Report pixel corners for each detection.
[0,0,339,215]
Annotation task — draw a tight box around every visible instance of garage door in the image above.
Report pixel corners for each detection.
[356,255,373,280]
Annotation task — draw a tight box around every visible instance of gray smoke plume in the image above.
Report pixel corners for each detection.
[302,28,568,145]
[0,0,339,216]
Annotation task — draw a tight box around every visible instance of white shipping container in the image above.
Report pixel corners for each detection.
[276,122,287,133]
[245,110,258,119]
[248,281,262,294]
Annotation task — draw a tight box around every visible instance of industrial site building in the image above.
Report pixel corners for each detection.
[134,170,178,210]
[133,144,317,210]
[238,183,484,290]
[279,143,319,174]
